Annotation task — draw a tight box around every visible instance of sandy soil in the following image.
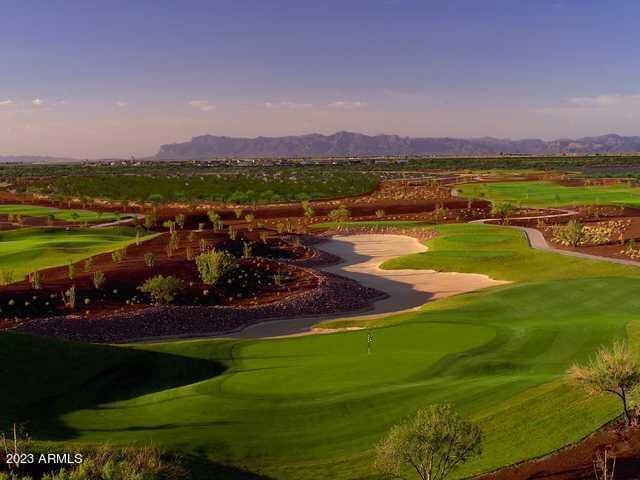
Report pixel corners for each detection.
[228,234,509,338]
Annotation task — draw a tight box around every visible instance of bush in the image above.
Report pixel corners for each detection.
[138,275,185,305]
[195,250,237,285]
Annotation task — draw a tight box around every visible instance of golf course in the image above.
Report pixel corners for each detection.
[0,204,119,223]
[3,222,638,479]
[0,227,149,282]
[457,180,640,207]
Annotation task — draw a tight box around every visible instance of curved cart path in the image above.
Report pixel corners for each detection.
[473,210,640,267]
[218,234,507,339]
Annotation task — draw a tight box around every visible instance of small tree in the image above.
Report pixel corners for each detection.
[175,214,185,229]
[144,212,157,229]
[491,202,516,225]
[208,210,223,231]
[138,275,185,305]
[67,262,76,280]
[302,201,315,223]
[195,250,237,285]
[569,341,640,426]
[92,271,106,289]
[553,219,584,246]
[375,404,482,480]
[144,252,155,267]
[328,205,350,225]
[84,257,94,272]
[375,209,385,219]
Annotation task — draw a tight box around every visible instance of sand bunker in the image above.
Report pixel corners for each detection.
[231,234,509,338]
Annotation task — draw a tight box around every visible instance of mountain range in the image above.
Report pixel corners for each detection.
[154,132,640,159]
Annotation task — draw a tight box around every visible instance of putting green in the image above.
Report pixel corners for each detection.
[0,227,153,282]
[457,180,640,207]
[0,204,119,222]
[3,224,640,479]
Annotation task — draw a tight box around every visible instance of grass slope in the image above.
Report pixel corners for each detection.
[0,204,119,222]
[3,224,640,479]
[457,180,640,207]
[0,227,151,281]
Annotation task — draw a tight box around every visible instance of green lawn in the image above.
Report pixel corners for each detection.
[3,223,640,479]
[0,204,119,222]
[0,227,152,281]
[457,180,640,207]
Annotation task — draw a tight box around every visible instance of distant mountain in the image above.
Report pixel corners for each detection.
[154,132,640,159]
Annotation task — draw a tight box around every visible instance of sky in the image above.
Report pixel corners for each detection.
[2,0,640,158]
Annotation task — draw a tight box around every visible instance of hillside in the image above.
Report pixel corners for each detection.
[155,132,640,159]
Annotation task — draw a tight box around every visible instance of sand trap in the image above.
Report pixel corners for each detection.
[228,234,508,338]
[319,234,508,312]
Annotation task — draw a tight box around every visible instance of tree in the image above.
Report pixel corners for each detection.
[195,250,237,285]
[328,204,350,225]
[491,202,516,224]
[375,404,482,480]
[144,252,155,267]
[302,201,315,223]
[569,340,640,426]
[208,210,223,231]
[138,275,185,305]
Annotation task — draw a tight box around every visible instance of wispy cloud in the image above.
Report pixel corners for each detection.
[0,99,12,107]
[115,101,128,108]
[31,98,44,106]
[189,100,215,112]
[567,93,640,108]
[261,101,313,110]
[327,100,366,109]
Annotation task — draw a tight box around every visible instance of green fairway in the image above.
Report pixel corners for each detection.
[3,223,640,479]
[0,204,119,222]
[457,180,640,207]
[0,227,152,281]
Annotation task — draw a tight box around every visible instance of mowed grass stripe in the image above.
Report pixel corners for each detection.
[457,180,640,207]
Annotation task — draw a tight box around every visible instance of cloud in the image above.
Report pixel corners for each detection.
[31,98,44,106]
[0,99,12,106]
[327,100,366,109]
[115,101,128,108]
[189,100,215,112]
[567,93,640,108]
[261,101,313,110]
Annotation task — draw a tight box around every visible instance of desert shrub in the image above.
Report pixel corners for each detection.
[30,271,41,290]
[92,271,106,289]
[112,249,125,263]
[195,250,237,285]
[143,212,157,229]
[375,209,385,218]
[328,204,350,224]
[67,262,76,280]
[552,219,584,246]
[144,252,155,267]
[41,445,187,480]
[84,257,94,272]
[138,275,185,305]
[175,214,185,229]
[64,285,76,310]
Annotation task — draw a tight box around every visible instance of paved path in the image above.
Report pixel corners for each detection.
[90,214,144,229]
[473,211,640,267]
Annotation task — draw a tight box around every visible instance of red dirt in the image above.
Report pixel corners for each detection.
[0,228,318,324]
[476,421,640,480]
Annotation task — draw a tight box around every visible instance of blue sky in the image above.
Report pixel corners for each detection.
[2,0,640,157]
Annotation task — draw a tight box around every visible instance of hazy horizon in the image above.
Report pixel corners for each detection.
[3,0,640,158]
